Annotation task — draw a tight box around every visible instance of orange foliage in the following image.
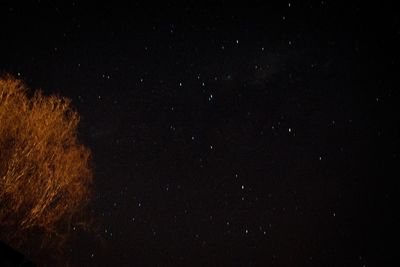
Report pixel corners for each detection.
[0,75,93,260]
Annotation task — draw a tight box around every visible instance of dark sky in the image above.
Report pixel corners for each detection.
[1,1,399,266]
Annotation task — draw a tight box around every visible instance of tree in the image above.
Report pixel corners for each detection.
[0,75,93,264]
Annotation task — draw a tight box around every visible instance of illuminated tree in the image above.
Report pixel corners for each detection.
[0,75,93,262]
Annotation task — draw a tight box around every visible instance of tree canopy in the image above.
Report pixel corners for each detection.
[0,75,93,263]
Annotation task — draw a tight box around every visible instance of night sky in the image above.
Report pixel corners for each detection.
[1,2,399,266]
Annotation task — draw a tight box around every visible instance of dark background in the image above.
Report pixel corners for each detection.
[1,1,399,266]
